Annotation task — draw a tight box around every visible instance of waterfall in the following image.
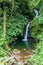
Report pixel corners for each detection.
[22,9,39,49]
[22,22,30,42]
[34,9,39,17]
[22,9,39,42]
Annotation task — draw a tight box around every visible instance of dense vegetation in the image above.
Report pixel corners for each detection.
[0,0,43,65]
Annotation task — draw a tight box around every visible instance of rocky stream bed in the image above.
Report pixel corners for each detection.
[6,48,35,65]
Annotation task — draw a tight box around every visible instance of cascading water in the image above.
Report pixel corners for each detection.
[34,9,39,17]
[22,9,39,49]
[22,22,30,42]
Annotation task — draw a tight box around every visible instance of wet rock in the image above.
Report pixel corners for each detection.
[7,49,34,65]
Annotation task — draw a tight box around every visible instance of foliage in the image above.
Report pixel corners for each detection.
[6,13,28,43]
[0,47,7,57]
[30,0,43,38]
[26,0,40,15]
[28,1,43,65]
[0,0,28,56]
[0,1,43,62]
[28,40,43,65]
[30,14,43,37]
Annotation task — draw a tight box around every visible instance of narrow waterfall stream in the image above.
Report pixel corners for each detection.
[22,22,30,42]
[22,9,39,49]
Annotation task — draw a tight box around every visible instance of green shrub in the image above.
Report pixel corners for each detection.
[6,13,28,43]
[28,40,43,65]
[27,1,43,65]
[0,47,7,57]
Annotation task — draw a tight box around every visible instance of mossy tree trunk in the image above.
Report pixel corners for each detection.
[3,9,6,42]
[3,8,7,49]
[3,7,10,50]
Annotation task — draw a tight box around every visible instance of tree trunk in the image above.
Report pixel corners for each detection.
[3,8,9,50]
